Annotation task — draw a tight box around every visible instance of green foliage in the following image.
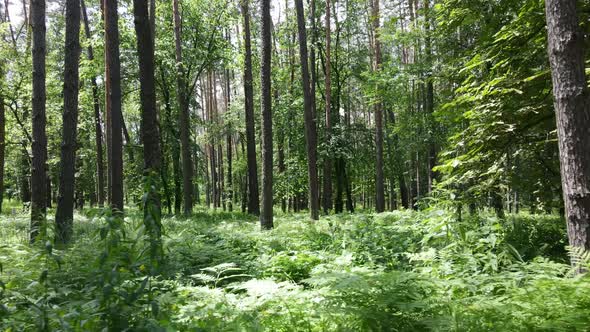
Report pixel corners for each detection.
[1,208,587,331]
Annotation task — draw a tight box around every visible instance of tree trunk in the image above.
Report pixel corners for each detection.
[424,0,436,193]
[133,0,163,266]
[173,0,193,215]
[82,0,105,208]
[30,0,47,241]
[372,0,385,213]
[104,0,124,212]
[219,142,224,210]
[260,0,273,229]
[122,118,135,163]
[159,68,182,215]
[55,0,81,244]
[0,67,5,214]
[134,0,161,189]
[207,70,218,209]
[545,0,590,253]
[344,159,354,212]
[322,0,333,214]
[225,69,233,212]
[309,0,317,139]
[240,137,247,213]
[19,147,31,205]
[205,142,211,207]
[295,0,319,220]
[241,0,260,215]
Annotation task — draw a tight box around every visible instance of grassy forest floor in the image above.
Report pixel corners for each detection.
[1,203,590,331]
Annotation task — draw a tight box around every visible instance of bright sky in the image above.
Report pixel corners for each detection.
[5,0,25,25]
[5,0,289,25]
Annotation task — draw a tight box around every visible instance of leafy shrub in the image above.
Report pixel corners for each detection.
[0,208,585,331]
[504,214,568,262]
[263,251,323,282]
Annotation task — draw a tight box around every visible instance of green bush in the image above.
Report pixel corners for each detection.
[0,208,586,331]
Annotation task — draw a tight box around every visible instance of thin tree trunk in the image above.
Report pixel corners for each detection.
[173,0,193,215]
[160,126,172,214]
[322,0,333,214]
[0,66,5,213]
[225,68,233,212]
[205,141,211,207]
[134,0,161,185]
[295,0,319,220]
[545,0,590,253]
[219,142,224,210]
[81,0,105,208]
[159,71,182,215]
[277,93,286,214]
[424,0,436,193]
[19,147,31,205]
[30,0,47,241]
[310,0,317,137]
[104,0,124,212]
[207,71,218,209]
[55,0,81,244]
[122,118,135,163]
[260,0,273,229]
[241,0,260,215]
[134,0,163,265]
[240,137,247,213]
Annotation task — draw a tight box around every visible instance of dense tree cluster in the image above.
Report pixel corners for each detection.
[2,0,590,329]
[0,0,589,254]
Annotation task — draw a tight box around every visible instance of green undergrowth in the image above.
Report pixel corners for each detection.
[0,207,589,331]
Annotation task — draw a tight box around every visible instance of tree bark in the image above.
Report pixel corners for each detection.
[260,0,273,229]
[0,13,6,214]
[545,0,590,253]
[225,68,233,212]
[134,0,163,266]
[173,0,193,215]
[424,0,436,193]
[241,0,260,215]
[30,0,47,241]
[295,0,319,220]
[134,0,161,189]
[55,0,81,244]
[207,71,218,209]
[104,0,124,212]
[0,71,4,214]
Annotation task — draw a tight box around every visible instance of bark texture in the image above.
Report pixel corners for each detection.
[295,0,319,220]
[30,0,47,241]
[241,0,260,216]
[0,74,4,214]
[225,69,233,212]
[55,0,81,244]
[424,0,436,193]
[260,0,273,229]
[545,0,590,252]
[105,0,124,212]
[134,0,163,265]
[173,0,193,215]
[322,0,333,214]
[134,0,161,176]
[0,63,5,214]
